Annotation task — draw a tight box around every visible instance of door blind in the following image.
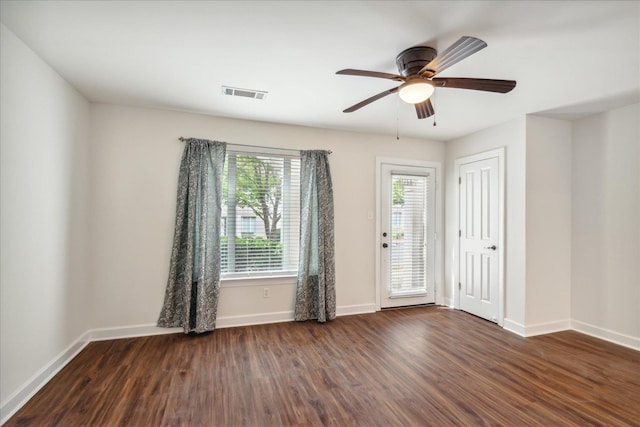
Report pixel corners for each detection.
[389,173,429,297]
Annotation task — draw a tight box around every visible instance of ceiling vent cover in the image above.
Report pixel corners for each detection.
[222,86,267,100]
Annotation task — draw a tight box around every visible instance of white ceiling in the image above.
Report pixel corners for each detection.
[1,1,639,141]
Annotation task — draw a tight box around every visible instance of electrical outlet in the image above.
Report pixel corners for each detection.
[263,288,270,298]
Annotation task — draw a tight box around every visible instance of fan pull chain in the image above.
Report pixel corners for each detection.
[396,95,400,140]
[432,92,437,127]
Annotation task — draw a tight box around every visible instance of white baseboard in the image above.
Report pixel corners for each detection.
[336,303,376,317]
[571,320,640,351]
[86,304,378,342]
[503,318,525,336]
[442,297,453,308]
[88,312,297,342]
[89,324,182,341]
[503,318,639,351]
[504,319,573,338]
[0,333,90,425]
[216,304,377,328]
[216,311,295,328]
[522,319,571,337]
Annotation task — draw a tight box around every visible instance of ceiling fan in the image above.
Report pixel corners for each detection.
[336,36,516,119]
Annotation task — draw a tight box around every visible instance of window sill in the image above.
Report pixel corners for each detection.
[220,274,297,288]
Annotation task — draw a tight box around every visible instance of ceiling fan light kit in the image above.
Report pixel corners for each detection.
[336,36,516,120]
[398,78,435,104]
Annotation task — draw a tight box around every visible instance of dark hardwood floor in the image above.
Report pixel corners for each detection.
[6,306,640,426]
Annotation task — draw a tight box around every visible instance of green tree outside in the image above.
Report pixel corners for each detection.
[222,155,285,273]
[393,179,405,206]
[234,156,282,240]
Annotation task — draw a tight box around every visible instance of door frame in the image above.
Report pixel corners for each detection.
[453,148,505,326]
[375,157,442,311]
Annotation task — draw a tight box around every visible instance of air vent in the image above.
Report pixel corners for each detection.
[222,86,267,100]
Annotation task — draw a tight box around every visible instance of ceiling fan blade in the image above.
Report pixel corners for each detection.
[343,87,400,113]
[432,77,516,93]
[419,36,487,77]
[415,99,435,119]
[337,69,405,82]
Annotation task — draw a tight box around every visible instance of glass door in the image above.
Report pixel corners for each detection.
[380,164,435,308]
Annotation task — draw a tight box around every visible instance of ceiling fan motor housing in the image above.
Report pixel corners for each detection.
[395,46,437,77]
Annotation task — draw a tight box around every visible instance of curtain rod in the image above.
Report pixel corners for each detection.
[178,137,331,155]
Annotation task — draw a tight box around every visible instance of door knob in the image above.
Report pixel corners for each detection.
[382,243,389,248]
[485,245,497,250]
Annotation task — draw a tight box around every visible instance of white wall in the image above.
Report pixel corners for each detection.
[0,24,91,415]
[572,103,640,345]
[445,118,527,329]
[525,116,572,329]
[88,104,445,329]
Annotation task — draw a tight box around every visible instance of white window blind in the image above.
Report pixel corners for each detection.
[221,150,300,278]
[389,173,430,296]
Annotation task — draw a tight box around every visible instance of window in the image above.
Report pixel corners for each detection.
[240,216,256,235]
[392,211,402,230]
[392,211,404,239]
[221,150,300,278]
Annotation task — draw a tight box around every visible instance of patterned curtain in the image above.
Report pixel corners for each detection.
[295,150,336,322]
[158,139,226,333]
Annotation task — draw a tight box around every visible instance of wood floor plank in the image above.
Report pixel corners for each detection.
[6,306,640,426]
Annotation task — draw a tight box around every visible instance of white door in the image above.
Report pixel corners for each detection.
[459,156,500,322]
[380,164,435,308]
